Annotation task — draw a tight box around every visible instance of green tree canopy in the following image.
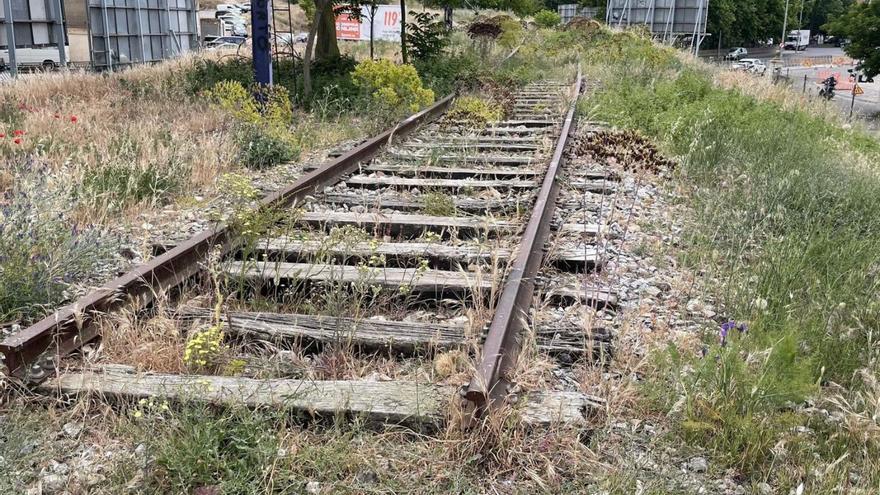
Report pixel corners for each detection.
[825,0,880,78]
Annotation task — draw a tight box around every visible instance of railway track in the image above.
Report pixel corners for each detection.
[2,69,617,427]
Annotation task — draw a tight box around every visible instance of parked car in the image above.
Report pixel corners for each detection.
[725,47,747,60]
[208,36,246,46]
[216,4,242,13]
[207,41,243,50]
[215,4,242,17]
[218,13,245,23]
[230,25,248,37]
[748,59,767,75]
[294,32,308,43]
[732,57,756,69]
[234,2,250,13]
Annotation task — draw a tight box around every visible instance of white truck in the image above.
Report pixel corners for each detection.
[0,45,69,70]
[784,30,810,51]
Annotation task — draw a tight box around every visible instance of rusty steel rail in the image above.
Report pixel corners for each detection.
[466,69,583,409]
[0,95,454,381]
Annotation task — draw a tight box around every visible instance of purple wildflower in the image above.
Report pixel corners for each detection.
[719,320,736,347]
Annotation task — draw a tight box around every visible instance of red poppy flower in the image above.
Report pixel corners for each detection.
[0,133,5,138]
[12,130,24,136]
[70,115,78,123]
[13,138,22,144]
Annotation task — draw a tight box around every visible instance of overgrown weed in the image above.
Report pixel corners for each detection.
[583,28,880,488]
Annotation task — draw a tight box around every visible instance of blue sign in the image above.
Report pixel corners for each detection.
[251,0,272,85]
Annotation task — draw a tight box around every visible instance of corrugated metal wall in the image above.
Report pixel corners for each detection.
[0,0,63,48]
[557,4,598,24]
[88,0,197,69]
[606,0,709,37]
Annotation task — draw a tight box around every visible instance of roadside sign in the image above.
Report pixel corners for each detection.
[336,13,361,40]
[335,5,401,41]
[852,84,864,96]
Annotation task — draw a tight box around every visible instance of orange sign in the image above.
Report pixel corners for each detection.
[335,13,361,40]
[853,84,864,96]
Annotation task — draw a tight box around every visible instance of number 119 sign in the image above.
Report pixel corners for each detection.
[336,5,402,41]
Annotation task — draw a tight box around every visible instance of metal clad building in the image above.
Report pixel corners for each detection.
[0,0,65,64]
[87,0,197,69]
[557,4,598,25]
[606,0,708,42]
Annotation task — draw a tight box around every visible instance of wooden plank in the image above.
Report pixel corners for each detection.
[41,370,603,427]
[362,164,540,179]
[551,244,603,271]
[179,307,610,358]
[479,127,553,135]
[571,180,617,194]
[224,261,495,294]
[320,193,518,213]
[389,152,536,165]
[258,238,512,264]
[422,136,545,144]
[549,325,615,355]
[561,223,601,236]
[344,176,537,190]
[543,282,619,309]
[568,170,619,181]
[446,119,558,127]
[176,307,467,350]
[400,142,541,152]
[43,371,451,425]
[296,211,518,236]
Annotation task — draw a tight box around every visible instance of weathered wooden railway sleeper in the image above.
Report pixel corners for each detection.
[2,74,606,428]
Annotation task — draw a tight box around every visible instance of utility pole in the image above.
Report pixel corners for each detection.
[798,0,805,28]
[779,0,790,59]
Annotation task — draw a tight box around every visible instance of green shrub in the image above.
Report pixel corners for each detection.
[235,123,299,169]
[533,10,562,28]
[421,191,457,217]
[282,56,361,112]
[406,11,448,61]
[204,80,298,169]
[445,96,503,125]
[204,80,293,128]
[183,58,252,95]
[351,59,435,117]
[497,16,524,49]
[415,53,480,96]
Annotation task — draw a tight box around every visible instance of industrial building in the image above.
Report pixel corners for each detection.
[1,0,198,73]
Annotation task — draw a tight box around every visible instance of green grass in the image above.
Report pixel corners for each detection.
[581,30,880,489]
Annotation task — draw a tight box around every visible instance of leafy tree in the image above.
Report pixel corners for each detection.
[805,0,853,34]
[825,0,880,78]
[707,0,806,47]
[534,9,562,28]
[406,12,448,61]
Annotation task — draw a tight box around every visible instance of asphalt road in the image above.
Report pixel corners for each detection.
[706,46,879,129]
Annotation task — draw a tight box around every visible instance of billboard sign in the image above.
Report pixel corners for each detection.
[335,5,401,42]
